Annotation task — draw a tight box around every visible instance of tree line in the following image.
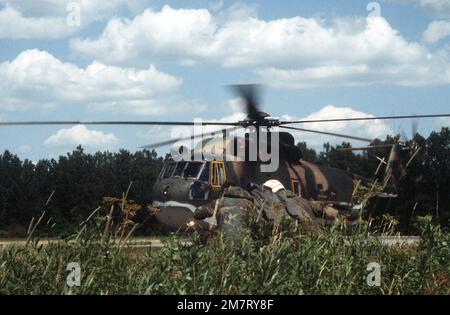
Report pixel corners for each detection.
[0,127,448,236]
[0,147,163,236]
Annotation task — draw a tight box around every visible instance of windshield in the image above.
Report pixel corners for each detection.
[173,162,187,177]
[163,162,176,178]
[161,161,207,179]
[184,162,203,178]
[199,162,210,182]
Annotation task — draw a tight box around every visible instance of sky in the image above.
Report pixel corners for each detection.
[0,0,450,161]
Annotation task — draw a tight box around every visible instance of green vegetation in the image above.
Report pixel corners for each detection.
[0,211,448,294]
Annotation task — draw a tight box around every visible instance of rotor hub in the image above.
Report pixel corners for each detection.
[238,118,280,128]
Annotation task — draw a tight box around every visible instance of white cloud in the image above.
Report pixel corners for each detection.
[71,6,450,88]
[423,20,450,43]
[280,105,392,148]
[225,97,246,113]
[44,125,119,148]
[72,5,217,66]
[0,0,149,39]
[0,49,202,115]
[0,5,72,39]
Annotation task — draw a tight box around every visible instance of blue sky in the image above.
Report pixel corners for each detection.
[0,0,449,161]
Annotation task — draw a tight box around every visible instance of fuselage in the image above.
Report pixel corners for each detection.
[151,158,359,229]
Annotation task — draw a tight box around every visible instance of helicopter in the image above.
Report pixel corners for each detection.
[1,84,450,230]
[142,85,448,229]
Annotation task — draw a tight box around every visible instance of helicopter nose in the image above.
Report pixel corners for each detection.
[163,188,168,200]
[154,206,193,229]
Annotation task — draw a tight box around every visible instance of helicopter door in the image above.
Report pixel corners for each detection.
[291,179,302,197]
[211,161,227,188]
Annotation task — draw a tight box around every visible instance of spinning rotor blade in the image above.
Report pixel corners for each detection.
[280,126,373,142]
[0,120,240,127]
[400,128,409,142]
[280,113,450,125]
[140,126,240,149]
[399,114,420,142]
[411,117,419,139]
[230,84,265,122]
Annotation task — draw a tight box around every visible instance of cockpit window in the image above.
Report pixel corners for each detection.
[184,162,203,178]
[199,162,210,182]
[161,161,209,179]
[163,162,176,178]
[173,161,187,177]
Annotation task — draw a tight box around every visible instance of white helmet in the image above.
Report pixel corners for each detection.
[263,179,285,193]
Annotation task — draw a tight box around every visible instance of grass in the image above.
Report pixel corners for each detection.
[0,210,449,295]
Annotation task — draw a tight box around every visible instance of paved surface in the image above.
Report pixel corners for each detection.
[0,237,189,250]
[0,236,421,249]
[375,236,421,246]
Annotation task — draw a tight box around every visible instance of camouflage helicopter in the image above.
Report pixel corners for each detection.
[1,85,449,231]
